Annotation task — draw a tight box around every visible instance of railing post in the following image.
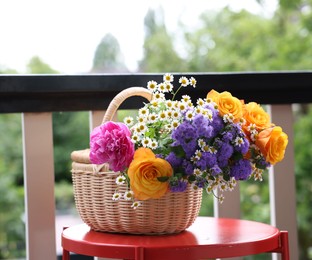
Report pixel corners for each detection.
[22,112,56,260]
[268,105,298,260]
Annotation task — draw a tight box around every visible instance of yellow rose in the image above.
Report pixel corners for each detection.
[127,148,173,200]
[207,89,244,122]
[255,126,288,165]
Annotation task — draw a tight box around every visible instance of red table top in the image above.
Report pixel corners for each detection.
[62,217,283,259]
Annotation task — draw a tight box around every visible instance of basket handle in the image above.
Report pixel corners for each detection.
[102,87,153,124]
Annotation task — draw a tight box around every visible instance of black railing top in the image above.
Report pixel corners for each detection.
[0,71,311,113]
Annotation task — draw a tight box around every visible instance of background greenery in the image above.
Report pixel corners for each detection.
[1,0,312,259]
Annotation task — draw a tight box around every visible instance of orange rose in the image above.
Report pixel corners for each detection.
[207,89,244,122]
[127,148,173,200]
[255,126,288,165]
[243,102,271,131]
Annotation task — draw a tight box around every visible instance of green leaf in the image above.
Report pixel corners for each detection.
[157,176,169,182]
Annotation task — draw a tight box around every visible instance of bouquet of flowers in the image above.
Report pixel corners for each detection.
[89,74,288,209]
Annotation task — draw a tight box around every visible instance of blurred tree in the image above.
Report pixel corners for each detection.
[92,33,128,72]
[139,8,187,72]
[185,7,312,72]
[26,56,58,74]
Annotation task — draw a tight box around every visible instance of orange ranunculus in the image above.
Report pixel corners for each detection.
[243,102,271,131]
[207,89,244,122]
[127,148,173,200]
[255,126,288,165]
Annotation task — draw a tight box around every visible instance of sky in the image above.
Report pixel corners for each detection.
[0,0,277,74]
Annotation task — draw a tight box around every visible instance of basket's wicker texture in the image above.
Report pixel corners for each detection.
[71,87,203,235]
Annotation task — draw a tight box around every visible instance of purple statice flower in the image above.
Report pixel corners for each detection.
[234,136,249,154]
[183,159,194,175]
[166,152,183,168]
[196,152,217,170]
[170,179,188,192]
[210,115,224,137]
[211,164,222,176]
[217,142,234,167]
[172,121,198,158]
[193,114,213,139]
[222,131,234,142]
[230,159,253,180]
[195,176,207,188]
[172,121,197,143]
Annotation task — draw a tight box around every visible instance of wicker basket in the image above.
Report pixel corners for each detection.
[71,87,203,235]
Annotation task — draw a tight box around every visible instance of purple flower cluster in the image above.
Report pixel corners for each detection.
[166,107,253,189]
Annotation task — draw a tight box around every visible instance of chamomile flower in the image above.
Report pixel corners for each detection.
[172,110,180,119]
[223,113,234,123]
[164,82,173,92]
[181,95,191,103]
[189,77,197,88]
[179,76,189,87]
[131,201,142,209]
[159,111,167,121]
[131,134,140,143]
[171,120,180,129]
[142,137,152,147]
[137,123,147,134]
[154,91,165,100]
[218,194,225,204]
[116,175,126,185]
[123,116,134,126]
[157,83,166,93]
[139,107,149,117]
[198,139,206,148]
[148,113,158,123]
[166,100,174,108]
[178,102,187,112]
[191,183,199,191]
[193,168,202,176]
[206,185,213,194]
[163,73,174,82]
[150,140,158,150]
[234,137,244,147]
[196,98,205,106]
[124,190,134,201]
[147,80,157,92]
[112,192,122,201]
[185,110,194,121]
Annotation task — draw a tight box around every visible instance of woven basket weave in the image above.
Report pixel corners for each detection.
[71,87,202,235]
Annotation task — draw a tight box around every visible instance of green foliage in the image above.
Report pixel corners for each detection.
[53,112,90,182]
[26,56,58,74]
[294,105,312,259]
[0,114,25,258]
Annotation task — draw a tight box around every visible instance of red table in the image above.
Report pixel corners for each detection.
[62,217,289,260]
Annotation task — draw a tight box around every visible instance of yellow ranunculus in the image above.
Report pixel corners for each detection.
[243,102,271,130]
[255,126,288,165]
[127,148,173,200]
[207,89,244,122]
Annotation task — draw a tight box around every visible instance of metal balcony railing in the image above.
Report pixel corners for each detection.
[1,71,312,260]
